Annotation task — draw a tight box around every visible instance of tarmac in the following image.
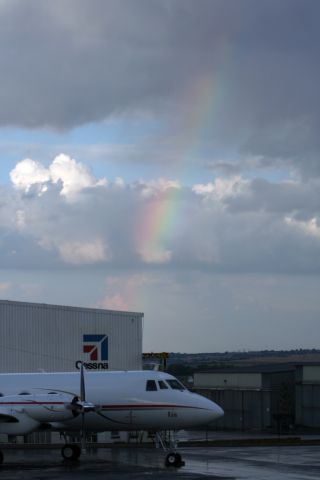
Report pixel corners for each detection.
[1,443,320,479]
[0,431,320,480]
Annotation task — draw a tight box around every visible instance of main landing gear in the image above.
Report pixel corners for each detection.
[165,451,183,468]
[0,450,3,465]
[61,444,81,461]
[156,431,185,468]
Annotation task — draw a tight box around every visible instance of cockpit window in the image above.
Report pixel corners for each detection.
[146,380,157,391]
[158,380,168,389]
[166,379,185,391]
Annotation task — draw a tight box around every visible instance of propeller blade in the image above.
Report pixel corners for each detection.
[80,362,86,403]
[80,411,86,454]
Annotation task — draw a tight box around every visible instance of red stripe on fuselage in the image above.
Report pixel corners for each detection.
[0,402,204,410]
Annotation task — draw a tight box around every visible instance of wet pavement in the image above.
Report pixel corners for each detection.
[1,445,320,479]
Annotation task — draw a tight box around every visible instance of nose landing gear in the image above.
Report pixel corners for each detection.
[156,431,185,468]
[165,451,184,468]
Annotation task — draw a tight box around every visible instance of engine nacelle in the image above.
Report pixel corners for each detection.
[0,407,40,435]
[0,392,75,433]
[23,393,76,422]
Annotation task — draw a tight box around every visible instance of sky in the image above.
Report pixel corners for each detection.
[0,0,320,352]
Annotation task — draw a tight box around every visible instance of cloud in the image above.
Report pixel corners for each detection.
[138,178,180,198]
[1,1,320,351]
[138,247,172,264]
[192,176,249,201]
[285,216,320,240]
[49,154,107,196]
[4,154,320,273]
[98,294,129,311]
[96,274,150,312]
[0,0,319,182]
[57,239,110,265]
[10,159,50,195]
[10,154,107,198]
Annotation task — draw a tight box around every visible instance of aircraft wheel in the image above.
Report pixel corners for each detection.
[165,452,183,468]
[0,450,3,465]
[61,444,81,461]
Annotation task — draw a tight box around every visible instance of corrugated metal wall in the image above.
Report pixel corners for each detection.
[295,366,320,428]
[195,388,272,431]
[193,370,295,431]
[296,384,320,427]
[0,300,143,372]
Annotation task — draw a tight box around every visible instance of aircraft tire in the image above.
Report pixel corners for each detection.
[61,444,81,461]
[165,452,183,468]
[0,450,3,465]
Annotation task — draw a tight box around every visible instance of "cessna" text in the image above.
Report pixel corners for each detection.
[75,360,109,370]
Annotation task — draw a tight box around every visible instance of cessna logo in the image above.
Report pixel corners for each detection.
[75,334,109,370]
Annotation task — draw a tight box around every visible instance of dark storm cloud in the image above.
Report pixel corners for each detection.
[225,178,320,217]
[0,0,318,130]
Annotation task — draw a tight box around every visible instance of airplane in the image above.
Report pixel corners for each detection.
[0,364,224,467]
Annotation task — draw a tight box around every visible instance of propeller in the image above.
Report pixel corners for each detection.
[68,362,99,453]
[80,362,87,453]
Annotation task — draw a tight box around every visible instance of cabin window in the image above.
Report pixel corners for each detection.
[166,379,185,391]
[146,380,157,391]
[158,380,168,389]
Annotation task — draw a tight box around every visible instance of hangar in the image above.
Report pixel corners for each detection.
[193,365,295,431]
[193,363,320,431]
[0,299,143,373]
[296,364,320,428]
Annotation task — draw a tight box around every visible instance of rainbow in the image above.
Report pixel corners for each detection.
[136,70,226,265]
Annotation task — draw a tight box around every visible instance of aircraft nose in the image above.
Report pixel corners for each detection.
[203,397,224,422]
[213,403,224,419]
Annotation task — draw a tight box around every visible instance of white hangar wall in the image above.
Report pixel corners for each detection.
[0,300,143,373]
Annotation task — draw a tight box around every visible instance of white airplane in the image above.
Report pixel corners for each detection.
[0,365,223,467]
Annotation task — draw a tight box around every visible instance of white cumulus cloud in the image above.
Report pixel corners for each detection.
[138,178,180,198]
[6,155,320,273]
[49,154,107,196]
[10,158,50,195]
[10,154,107,198]
[192,176,249,201]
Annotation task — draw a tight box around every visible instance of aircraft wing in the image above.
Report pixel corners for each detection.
[0,407,19,423]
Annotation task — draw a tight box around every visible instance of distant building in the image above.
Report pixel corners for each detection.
[296,364,320,428]
[193,365,295,431]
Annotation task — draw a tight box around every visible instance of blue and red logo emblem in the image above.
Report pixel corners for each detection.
[83,335,108,361]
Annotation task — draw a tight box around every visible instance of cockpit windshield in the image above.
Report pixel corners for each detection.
[158,380,168,389]
[146,380,157,391]
[166,379,185,391]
